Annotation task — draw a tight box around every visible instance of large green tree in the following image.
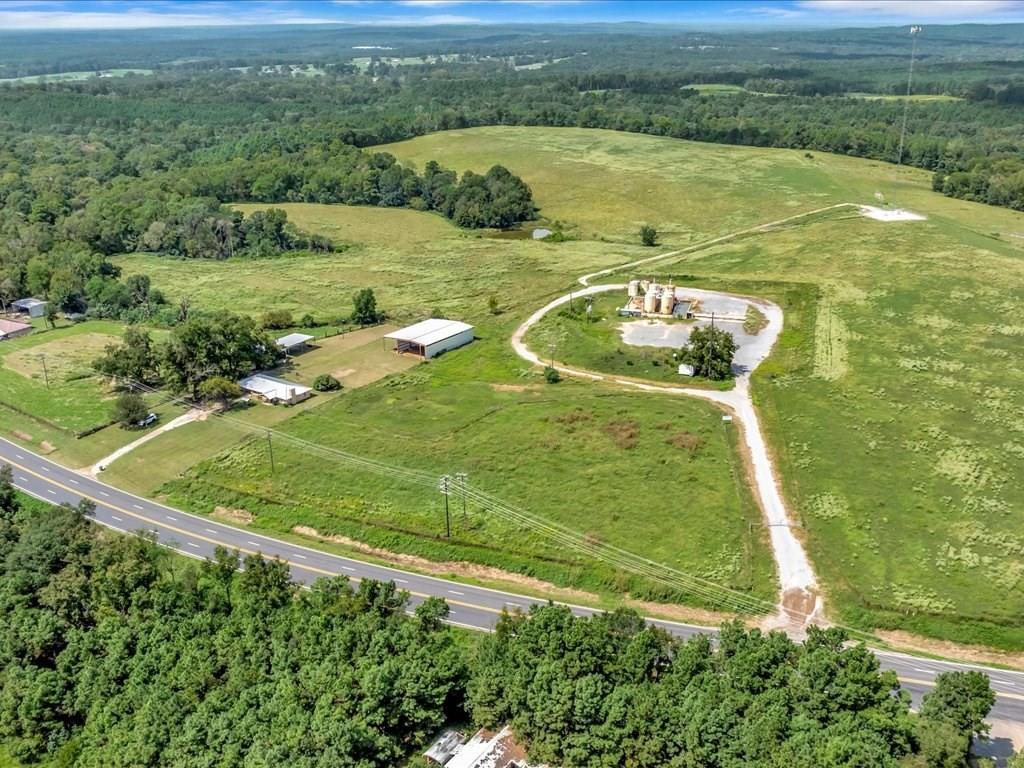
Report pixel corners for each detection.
[160,313,279,399]
[680,325,737,380]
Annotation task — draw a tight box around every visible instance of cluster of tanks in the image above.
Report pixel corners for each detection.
[622,279,692,318]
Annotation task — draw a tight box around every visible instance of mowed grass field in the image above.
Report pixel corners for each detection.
[0,321,184,468]
[163,331,774,606]
[95,127,1024,645]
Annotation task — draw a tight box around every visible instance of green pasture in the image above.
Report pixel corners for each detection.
[64,127,1024,645]
[0,321,178,467]
[164,323,775,606]
[116,204,639,322]
[0,68,152,84]
[644,206,1024,648]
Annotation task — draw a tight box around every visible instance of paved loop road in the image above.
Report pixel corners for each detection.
[1,437,1022,726]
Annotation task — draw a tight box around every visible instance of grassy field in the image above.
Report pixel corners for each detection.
[0,68,152,84]
[0,321,181,467]
[163,327,775,605]
[64,126,1024,646]
[381,128,1024,646]
[277,325,420,388]
[116,204,640,322]
[524,292,728,387]
[639,205,1024,647]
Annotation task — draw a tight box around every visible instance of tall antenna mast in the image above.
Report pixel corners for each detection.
[896,25,922,165]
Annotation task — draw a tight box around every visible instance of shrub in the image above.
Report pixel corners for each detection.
[313,373,342,392]
[299,313,317,328]
[261,309,293,330]
[640,224,658,247]
[544,366,561,384]
[113,392,148,428]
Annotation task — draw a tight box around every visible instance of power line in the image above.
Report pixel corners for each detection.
[896,25,922,166]
[100,369,860,630]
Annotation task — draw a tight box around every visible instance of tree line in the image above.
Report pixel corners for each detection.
[0,469,1009,768]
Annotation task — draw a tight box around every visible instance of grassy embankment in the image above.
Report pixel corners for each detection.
[89,127,1024,645]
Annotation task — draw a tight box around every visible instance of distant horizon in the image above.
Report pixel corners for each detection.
[1,0,1023,31]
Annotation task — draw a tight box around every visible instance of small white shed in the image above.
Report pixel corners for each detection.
[385,319,474,359]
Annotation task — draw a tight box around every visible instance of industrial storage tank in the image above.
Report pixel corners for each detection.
[643,291,658,314]
[660,290,674,315]
[628,280,640,298]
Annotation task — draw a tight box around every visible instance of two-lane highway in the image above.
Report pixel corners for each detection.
[1,437,1022,725]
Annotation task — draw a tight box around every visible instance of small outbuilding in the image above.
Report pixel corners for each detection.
[276,332,315,355]
[0,319,32,341]
[238,373,312,405]
[385,318,474,360]
[11,298,48,319]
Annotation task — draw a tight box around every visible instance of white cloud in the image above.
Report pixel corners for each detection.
[797,0,1024,17]
[394,0,586,5]
[352,13,482,24]
[735,5,807,17]
[0,8,339,29]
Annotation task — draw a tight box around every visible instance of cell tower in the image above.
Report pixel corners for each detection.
[896,25,923,165]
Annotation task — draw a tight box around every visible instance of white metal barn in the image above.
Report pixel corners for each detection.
[385,319,474,359]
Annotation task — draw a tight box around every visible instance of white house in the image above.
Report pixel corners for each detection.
[385,318,474,360]
[238,373,312,405]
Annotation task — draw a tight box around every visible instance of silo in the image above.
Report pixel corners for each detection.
[643,290,658,314]
[660,289,674,315]
[628,280,640,298]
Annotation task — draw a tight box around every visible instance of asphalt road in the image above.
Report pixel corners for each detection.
[1,437,1022,727]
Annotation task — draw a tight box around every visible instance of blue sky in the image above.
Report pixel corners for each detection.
[1,0,1022,30]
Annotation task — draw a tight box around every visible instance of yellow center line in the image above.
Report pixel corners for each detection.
[7,457,505,618]
[896,677,1024,702]
[12,456,1024,704]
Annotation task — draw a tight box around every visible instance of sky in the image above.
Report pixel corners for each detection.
[1,0,1023,30]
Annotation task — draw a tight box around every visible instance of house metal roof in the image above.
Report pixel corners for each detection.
[0,319,32,337]
[384,319,474,348]
[238,374,311,401]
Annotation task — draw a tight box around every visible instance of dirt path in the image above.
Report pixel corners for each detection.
[510,206,864,629]
[86,409,206,476]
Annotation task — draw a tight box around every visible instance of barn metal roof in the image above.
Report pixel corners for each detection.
[384,319,474,348]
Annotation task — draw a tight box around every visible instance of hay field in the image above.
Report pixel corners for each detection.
[116,204,643,321]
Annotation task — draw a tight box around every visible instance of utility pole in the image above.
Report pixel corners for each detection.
[438,475,451,537]
[266,431,275,474]
[897,25,922,165]
[41,354,49,389]
[455,472,468,521]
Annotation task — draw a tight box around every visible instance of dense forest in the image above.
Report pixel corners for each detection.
[1,24,1022,323]
[0,470,1005,767]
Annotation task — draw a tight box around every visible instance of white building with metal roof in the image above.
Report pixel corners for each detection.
[238,373,312,405]
[385,318,474,359]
